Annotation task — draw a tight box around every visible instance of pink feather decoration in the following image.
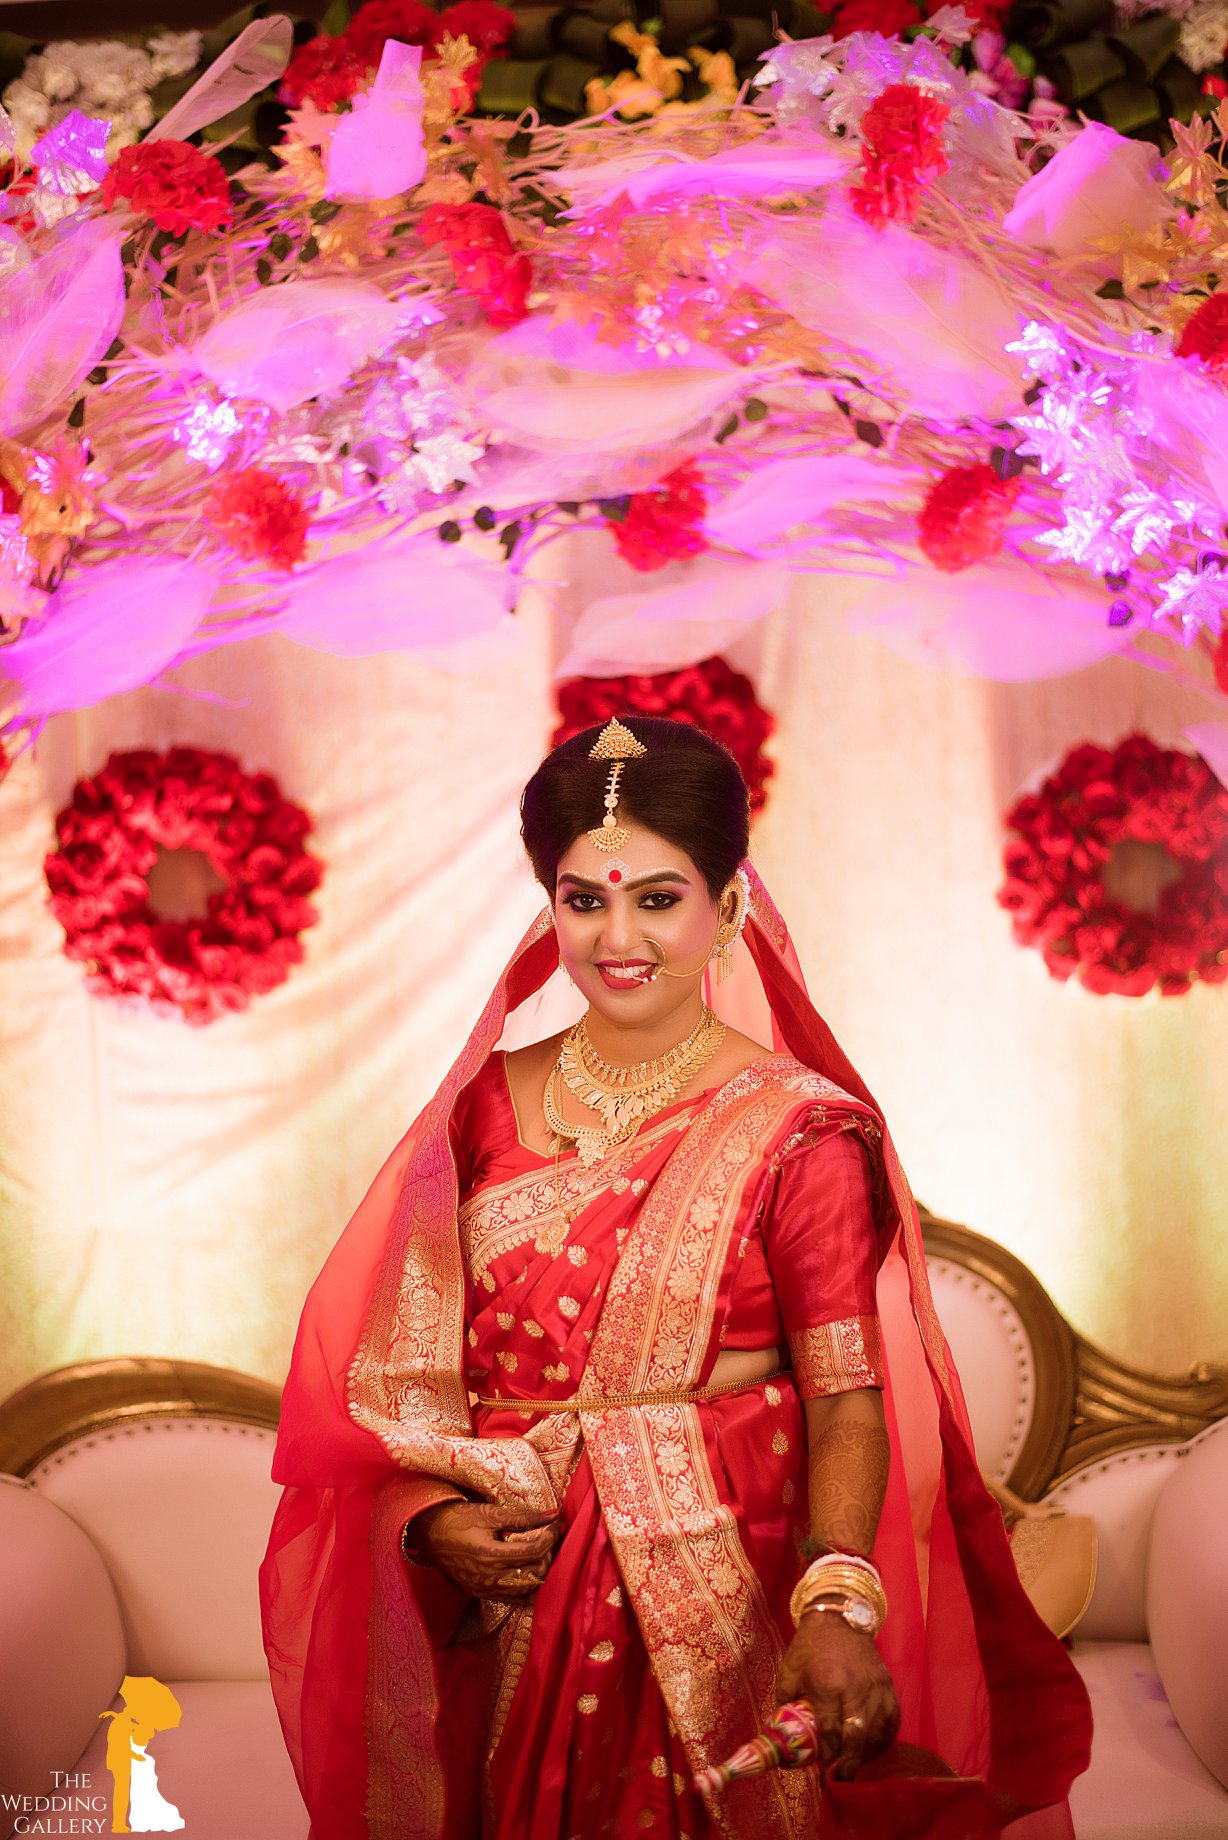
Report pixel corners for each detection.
[325,39,427,202]
[2,557,221,717]
[147,17,293,145]
[0,218,124,438]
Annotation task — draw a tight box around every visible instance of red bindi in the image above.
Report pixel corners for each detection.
[608,869,622,883]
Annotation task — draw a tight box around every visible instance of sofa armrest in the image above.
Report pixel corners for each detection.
[1147,1422,1228,1790]
[0,1476,125,1806]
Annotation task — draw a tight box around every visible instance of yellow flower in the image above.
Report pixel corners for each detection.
[316,209,392,270]
[597,71,667,120]
[636,44,689,103]
[690,47,738,104]
[5,435,100,588]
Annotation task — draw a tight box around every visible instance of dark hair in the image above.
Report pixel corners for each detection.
[520,717,750,897]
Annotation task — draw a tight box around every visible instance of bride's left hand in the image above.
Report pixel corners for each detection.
[776,1610,900,1780]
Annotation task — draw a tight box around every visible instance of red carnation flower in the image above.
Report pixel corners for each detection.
[849,82,951,230]
[279,34,374,109]
[431,0,516,56]
[917,463,1020,572]
[923,0,1009,25]
[420,202,532,326]
[1176,292,1228,387]
[1213,631,1228,695]
[831,0,920,37]
[100,140,232,237]
[607,466,708,573]
[430,0,516,101]
[279,0,513,115]
[206,469,309,572]
[346,0,442,54]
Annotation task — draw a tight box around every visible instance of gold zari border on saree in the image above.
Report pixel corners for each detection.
[789,1315,884,1398]
[581,1063,847,1838]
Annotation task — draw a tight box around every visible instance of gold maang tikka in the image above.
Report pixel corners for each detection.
[587,718,646,853]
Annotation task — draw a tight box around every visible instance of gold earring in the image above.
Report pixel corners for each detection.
[711,873,748,985]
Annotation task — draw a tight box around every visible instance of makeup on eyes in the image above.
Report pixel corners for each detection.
[563,890,679,914]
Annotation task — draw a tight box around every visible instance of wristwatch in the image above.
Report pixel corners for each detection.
[802,1594,880,1636]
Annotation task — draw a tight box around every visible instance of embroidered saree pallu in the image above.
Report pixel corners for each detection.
[259,872,1092,1840]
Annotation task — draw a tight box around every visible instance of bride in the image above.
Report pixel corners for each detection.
[261,715,1091,1839]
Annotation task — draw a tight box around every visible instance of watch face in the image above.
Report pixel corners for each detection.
[845,1598,877,1633]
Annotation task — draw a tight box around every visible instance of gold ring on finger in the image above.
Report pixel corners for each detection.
[495,1568,535,1588]
[842,1714,866,1730]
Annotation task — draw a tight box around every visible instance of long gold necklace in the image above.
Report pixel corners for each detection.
[543,1007,726,1170]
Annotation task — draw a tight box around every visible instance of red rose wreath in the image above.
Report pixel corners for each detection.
[44,746,323,1025]
[998,733,1228,997]
[553,655,775,813]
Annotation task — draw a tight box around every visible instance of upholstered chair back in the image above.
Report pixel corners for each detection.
[923,1253,1037,1483]
[23,1416,279,1681]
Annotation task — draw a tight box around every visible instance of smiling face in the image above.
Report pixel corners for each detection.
[554,822,725,1030]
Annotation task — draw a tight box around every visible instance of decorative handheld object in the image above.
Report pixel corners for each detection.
[694,1699,819,1797]
[587,717,646,852]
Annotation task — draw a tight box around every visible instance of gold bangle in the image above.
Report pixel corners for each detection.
[400,1492,465,1567]
[791,1579,887,1634]
[790,1564,888,1630]
[803,1565,885,1600]
[799,1575,883,1619]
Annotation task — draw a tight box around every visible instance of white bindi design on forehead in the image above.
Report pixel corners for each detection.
[560,863,689,889]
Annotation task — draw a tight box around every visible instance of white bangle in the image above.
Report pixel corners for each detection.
[801,1552,882,1586]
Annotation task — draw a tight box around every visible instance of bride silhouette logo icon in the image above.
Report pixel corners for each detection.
[99,1678,184,1834]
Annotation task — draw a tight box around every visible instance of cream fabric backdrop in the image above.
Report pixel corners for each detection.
[1,572,1225,1401]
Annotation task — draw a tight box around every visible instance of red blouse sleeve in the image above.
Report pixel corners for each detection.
[764,1118,885,1401]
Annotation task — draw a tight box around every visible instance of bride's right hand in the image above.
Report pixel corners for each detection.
[410,1500,561,1600]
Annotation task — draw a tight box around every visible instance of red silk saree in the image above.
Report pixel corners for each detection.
[259,872,1092,1840]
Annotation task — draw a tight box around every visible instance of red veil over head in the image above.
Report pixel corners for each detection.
[259,868,1091,1840]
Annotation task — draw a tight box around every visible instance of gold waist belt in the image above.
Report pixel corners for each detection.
[472,1367,790,1414]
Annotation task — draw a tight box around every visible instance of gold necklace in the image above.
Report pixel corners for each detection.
[545,1007,726,1169]
[571,1010,720,1091]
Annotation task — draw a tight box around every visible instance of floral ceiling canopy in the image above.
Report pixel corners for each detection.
[0,1,1227,772]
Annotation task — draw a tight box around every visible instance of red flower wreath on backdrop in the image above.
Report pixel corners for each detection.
[998,733,1228,997]
[553,656,775,814]
[44,747,323,1025]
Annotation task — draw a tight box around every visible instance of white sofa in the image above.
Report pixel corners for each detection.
[924,1221,1228,1838]
[0,1366,305,1840]
[0,1219,1225,1840]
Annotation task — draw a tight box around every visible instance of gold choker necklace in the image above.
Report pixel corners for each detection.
[543,1008,726,1168]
